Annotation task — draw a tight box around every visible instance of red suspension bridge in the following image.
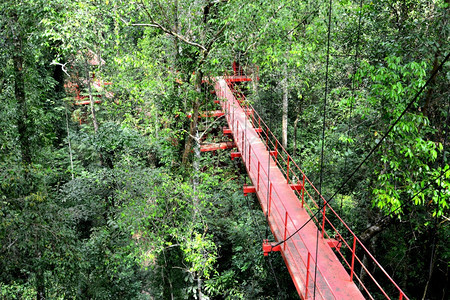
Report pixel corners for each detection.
[199,74,409,299]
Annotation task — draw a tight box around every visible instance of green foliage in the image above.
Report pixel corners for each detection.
[1,0,449,299]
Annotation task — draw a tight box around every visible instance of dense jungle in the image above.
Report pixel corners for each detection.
[0,0,449,299]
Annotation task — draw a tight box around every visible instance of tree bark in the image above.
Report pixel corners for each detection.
[293,115,299,156]
[251,64,259,97]
[64,104,74,180]
[181,71,202,166]
[360,216,393,244]
[293,95,303,157]
[197,274,203,300]
[422,226,438,300]
[84,58,99,133]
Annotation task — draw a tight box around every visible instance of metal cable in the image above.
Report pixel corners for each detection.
[272,52,450,248]
[315,0,333,296]
[340,0,364,214]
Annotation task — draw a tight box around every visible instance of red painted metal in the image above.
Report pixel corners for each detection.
[200,141,236,152]
[350,236,357,282]
[243,185,256,196]
[289,183,304,191]
[269,150,278,158]
[286,155,290,184]
[302,175,305,208]
[187,110,224,118]
[231,152,241,160]
[223,127,232,135]
[283,211,288,250]
[213,75,410,300]
[263,239,281,256]
[305,252,311,299]
[257,161,260,191]
[326,238,342,251]
[321,203,326,238]
[224,75,252,83]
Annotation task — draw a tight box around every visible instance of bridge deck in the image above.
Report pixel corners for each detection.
[214,78,364,299]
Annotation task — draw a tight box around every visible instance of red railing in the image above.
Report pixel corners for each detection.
[215,77,409,300]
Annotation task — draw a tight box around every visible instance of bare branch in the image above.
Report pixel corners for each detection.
[138,0,207,51]
[50,61,70,77]
[131,23,158,27]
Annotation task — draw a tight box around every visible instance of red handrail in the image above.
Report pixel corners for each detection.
[216,77,409,300]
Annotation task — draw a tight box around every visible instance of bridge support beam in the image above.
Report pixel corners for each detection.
[230,152,241,160]
[223,127,232,135]
[289,183,304,191]
[187,110,224,118]
[326,238,342,251]
[262,239,281,256]
[200,141,236,152]
[243,184,256,196]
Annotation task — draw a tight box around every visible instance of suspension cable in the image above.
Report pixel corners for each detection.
[271,52,450,248]
[340,0,365,214]
[315,0,334,297]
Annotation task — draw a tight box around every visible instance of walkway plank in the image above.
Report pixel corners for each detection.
[214,78,364,300]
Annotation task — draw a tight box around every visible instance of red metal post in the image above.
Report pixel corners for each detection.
[321,201,327,238]
[305,252,311,299]
[284,211,288,250]
[257,161,260,191]
[251,108,255,126]
[399,292,404,300]
[302,174,305,208]
[275,139,278,160]
[258,117,261,134]
[286,155,290,184]
[350,236,357,282]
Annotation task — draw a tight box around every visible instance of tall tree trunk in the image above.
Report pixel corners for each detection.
[197,273,203,300]
[360,217,393,243]
[84,58,99,133]
[173,0,179,60]
[422,226,438,300]
[182,71,202,166]
[251,63,259,97]
[293,115,299,156]
[293,95,303,157]
[64,104,74,180]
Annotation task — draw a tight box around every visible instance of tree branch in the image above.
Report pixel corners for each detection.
[138,0,207,51]
[50,61,70,77]
[131,23,158,27]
